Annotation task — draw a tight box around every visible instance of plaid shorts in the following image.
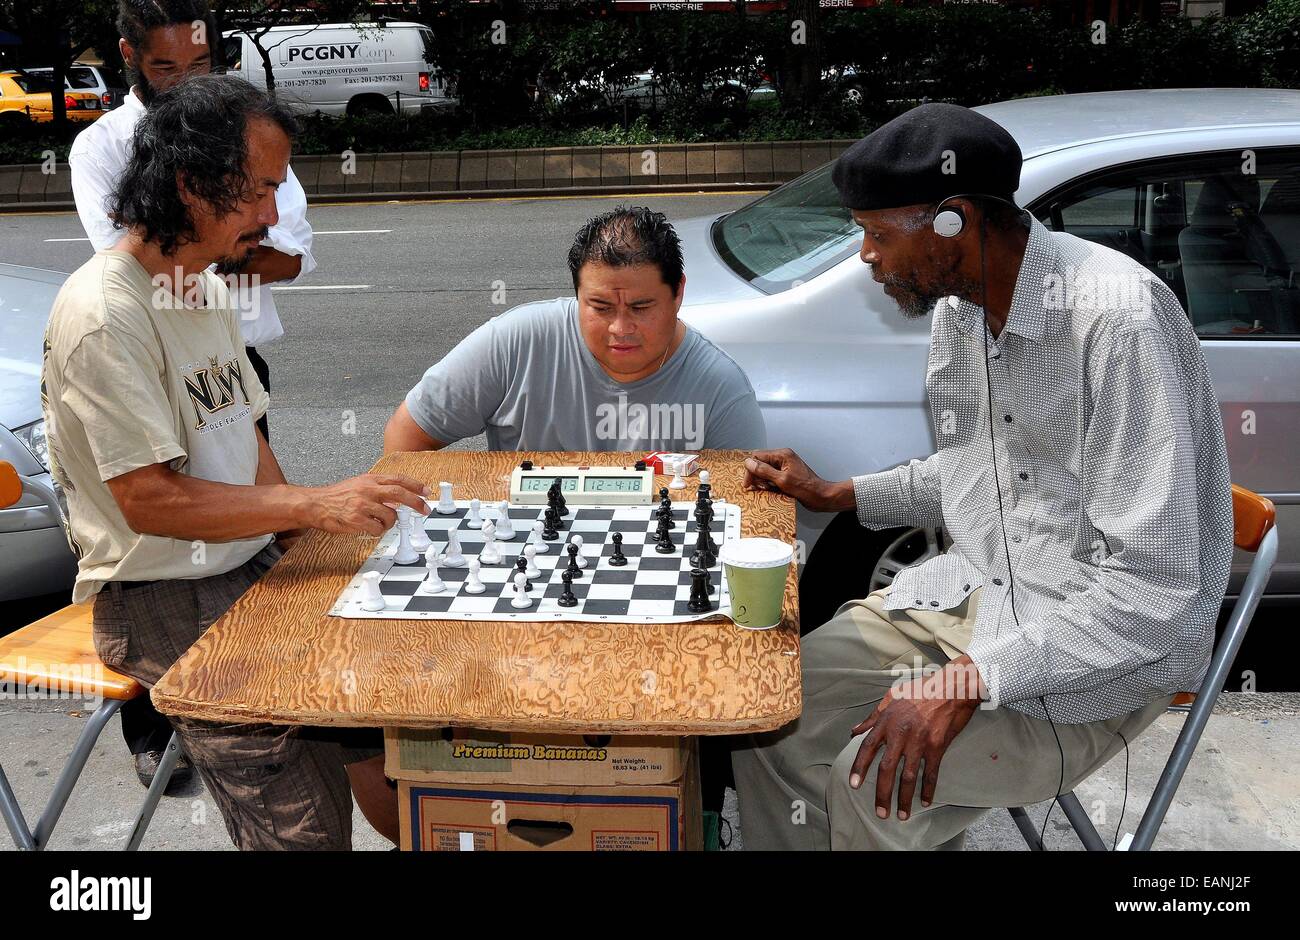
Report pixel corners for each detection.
[92,544,383,850]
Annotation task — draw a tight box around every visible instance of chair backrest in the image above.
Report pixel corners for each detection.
[0,460,21,510]
[1131,483,1277,850]
[1231,483,1276,552]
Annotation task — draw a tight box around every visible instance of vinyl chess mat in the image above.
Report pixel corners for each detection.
[329,499,741,622]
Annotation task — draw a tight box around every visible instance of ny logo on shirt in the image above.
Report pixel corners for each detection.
[184,355,252,431]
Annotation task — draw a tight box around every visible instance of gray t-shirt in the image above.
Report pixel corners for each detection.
[405,298,766,452]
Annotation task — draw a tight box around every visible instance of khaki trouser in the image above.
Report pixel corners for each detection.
[731,586,1171,850]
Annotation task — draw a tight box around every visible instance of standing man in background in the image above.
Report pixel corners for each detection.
[67,0,315,791]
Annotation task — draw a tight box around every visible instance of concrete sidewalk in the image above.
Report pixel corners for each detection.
[2,693,1295,851]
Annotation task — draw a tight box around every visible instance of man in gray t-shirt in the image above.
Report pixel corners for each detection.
[384,206,766,456]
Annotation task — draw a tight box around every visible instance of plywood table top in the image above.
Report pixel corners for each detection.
[152,450,802,734]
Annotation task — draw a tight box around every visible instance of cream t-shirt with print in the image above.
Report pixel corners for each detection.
[42,250,272,603]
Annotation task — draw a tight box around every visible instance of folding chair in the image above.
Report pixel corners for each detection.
[0,460,183,850]
[1008,483,1278,851]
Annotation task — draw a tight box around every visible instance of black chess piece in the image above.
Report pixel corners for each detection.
[515,556,533,591]
[566,542,583,579]
[553,477,569,516]
[557,569,578,607]
[542,506,559,541]
[690,522,716,569]
[687,567,713,613]
[654,518,675,554]
[695,501,718,555]
[657,499,675,529]
[609,532,628,566]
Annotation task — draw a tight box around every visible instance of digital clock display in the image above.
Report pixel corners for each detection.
[584,476,645,493]
[519,476,578,493]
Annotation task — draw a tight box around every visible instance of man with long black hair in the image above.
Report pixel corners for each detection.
[67,0,315,792]
[43,75,426,849]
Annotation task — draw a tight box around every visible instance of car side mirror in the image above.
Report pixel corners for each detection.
[0,460,22,509]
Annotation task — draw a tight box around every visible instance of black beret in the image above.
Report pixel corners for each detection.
[832,103,1022,211]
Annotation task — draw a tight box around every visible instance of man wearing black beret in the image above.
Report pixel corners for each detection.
[734,103,1234,849]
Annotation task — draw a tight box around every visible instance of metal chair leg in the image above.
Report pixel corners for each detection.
[1007,806,1044,850]
[0,763,36,850]
[31,697,122,850]
[125,731,182,851]
[1058,791,1108,851]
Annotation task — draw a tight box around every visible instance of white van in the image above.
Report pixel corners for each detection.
[221,21,456,117]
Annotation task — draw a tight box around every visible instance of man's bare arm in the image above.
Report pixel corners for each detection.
[384,401,446,454]
[231,246,302,285]
[106,462,429,542]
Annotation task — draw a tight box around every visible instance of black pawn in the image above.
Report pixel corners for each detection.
[542,506,559,541]
[659,486,669,502]
[553,477,569,516]
[609,532,628,566]
[658,501,675,529]
[557,569,578,607]
[566,542,583,579]
[515,556,532,591]
[687,567,713,613]
[654,519,675,554]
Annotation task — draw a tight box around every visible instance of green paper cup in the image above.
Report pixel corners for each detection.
[720,537,793,630]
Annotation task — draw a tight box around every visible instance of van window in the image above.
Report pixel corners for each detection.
[419,28,436,65]
[221,36,243,72]
[1036,148,1300,338]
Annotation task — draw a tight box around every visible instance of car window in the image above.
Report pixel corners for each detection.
[10,73,53,94]
[67,67,98,90]
[712,163,861,294]
[1036,148,1300,338]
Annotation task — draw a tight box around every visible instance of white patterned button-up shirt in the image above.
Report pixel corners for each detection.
[852,215,1234,724]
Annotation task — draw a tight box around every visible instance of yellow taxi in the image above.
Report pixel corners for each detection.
[0,70,102,125]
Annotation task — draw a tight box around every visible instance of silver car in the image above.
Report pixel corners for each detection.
[0,263,76,602]
[675,88,1300,626]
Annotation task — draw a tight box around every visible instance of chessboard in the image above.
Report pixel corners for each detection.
[329,499,741,623]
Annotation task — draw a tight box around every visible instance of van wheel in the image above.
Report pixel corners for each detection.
[797,512,947,636]
[347,95,393,117]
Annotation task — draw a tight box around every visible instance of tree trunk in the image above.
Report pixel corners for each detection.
[782,0,821,113]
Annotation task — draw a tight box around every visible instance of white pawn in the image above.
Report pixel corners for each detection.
[359,571,386,611]
[466,498,483,528]
[524,544,541,580]
[495,500,516,540]
[699,469,710,488]
[435,481,456,514]
[442,529,466,567]
[420,547,446,594]
[409,504,432,553]
[669,457,687,490]
[463,557,485,594]
[479,520,502,565]
[569,534,588,568]
[510,571,532,609]
[527,520,549,554]
[393,506,419,564]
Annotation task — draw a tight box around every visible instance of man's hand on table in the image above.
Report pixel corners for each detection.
[301,474,430,537]
[743,448,856,513]
[848,653,988,821]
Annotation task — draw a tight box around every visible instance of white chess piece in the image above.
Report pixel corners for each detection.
[420,547,446,594]
[463,557,485,594]
[527,520,548,554]
[441,529,466,567]
[393,506,419,564]
[435,481,456,514]
[409,504,432,553]
[699,469,710,488]
[669,457,687,490]
[359,571,386,611]
[466,498,483,528]
[524,544,541,580]
[495,500,516,540]
[510,571,532,609]
[569,534,588,569]
[479,520,502,565]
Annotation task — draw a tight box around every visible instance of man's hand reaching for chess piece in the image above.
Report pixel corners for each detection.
[743,449,856,513]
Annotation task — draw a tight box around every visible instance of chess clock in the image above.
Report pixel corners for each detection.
[509,460,655,506]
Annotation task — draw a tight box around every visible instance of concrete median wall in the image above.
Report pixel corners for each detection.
[1,139,855,210]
